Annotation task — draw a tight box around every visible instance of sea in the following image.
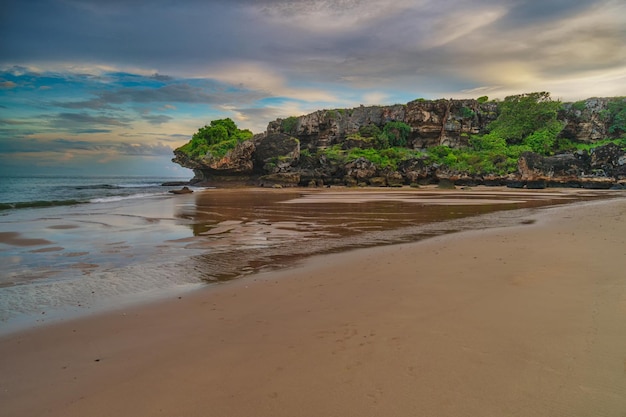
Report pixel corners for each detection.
[0,175,620,335]
[0,175,192,210]
[0,175,203,333]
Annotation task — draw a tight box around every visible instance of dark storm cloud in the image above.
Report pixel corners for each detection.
[0,0,250,68]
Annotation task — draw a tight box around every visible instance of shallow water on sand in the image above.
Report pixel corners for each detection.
[0,187,620,333]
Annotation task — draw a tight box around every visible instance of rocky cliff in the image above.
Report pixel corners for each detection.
[173,97,626,189]
[266,99,499,150]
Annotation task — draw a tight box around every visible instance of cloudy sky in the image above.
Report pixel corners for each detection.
[1,0,625,176]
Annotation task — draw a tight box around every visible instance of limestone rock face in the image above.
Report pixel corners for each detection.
[254,133,300,173]
[172,140,256,176]
[559,98,614,143]
[517,144,626,188]
[258,172,301,188]
[385,171,405,187]
[345,157,378,181]
[398,158,433,184]
[266,99,497,151]
[589,143,626,177]
[209,141,256,174]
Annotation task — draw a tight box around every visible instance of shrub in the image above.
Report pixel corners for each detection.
[608,98,626,135]
[460,106,476,119]
[469,133,507,152]
[425,144,521,176]
[571,100,587,111]
[358,124,381,138]
[378,121,410,148]
[321,145,345,163]
[176,118,253,159]
[348,148,392,169]
[569,137,626,152]
[282,116,299,133]
[207,138,240,159]
[487,92,563,144]
[523,124,561,155]
[346,147,417,171]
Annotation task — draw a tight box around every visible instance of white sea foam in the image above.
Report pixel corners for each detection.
[89,192,167,203]
[117,182,163,188]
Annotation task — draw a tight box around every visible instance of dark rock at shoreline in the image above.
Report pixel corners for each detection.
[162,181,190,187]
[168,187,193,194]
[259,172,301,188]
[517,144,626,188]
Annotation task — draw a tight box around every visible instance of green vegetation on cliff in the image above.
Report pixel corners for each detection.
[422,92,565,174]
[320,146,417,170]
[487,92,563,146]
[607,97,626,135]
[176,118,253,159]
[345,121,411,149]
[311,92,565,175]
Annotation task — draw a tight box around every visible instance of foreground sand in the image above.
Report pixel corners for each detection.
[1,197,625,417]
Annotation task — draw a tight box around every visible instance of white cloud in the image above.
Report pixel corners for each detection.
[2,63,158,78]
[426,8,507,48]
[200,61,339,103]
[361,92,390,105]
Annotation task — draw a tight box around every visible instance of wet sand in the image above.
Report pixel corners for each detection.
[1,195,626,416]
[2,186,605,330]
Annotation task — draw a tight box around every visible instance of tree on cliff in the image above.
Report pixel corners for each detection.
[486,92,563,154]
[177,118,253,159]
[378,121,410,148]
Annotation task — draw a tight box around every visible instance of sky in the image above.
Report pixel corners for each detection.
[1,0,625,177]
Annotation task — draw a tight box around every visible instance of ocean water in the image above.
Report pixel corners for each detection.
[0,175,193,209]
[0,174,204,333]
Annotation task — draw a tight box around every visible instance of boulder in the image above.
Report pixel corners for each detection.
[590,143,623,175]
[169,186,193,194]
[258,172,301,188]
[345,157,378,181]
[398,158,432,183]
[385,171,405,187]
[369,177,387,187]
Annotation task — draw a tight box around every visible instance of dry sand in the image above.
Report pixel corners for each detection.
[1,197,625,417]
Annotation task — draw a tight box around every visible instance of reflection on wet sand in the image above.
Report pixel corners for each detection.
[173,187,614,282]
[0,186,621,332]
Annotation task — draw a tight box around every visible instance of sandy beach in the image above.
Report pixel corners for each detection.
[1,195,625,416]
